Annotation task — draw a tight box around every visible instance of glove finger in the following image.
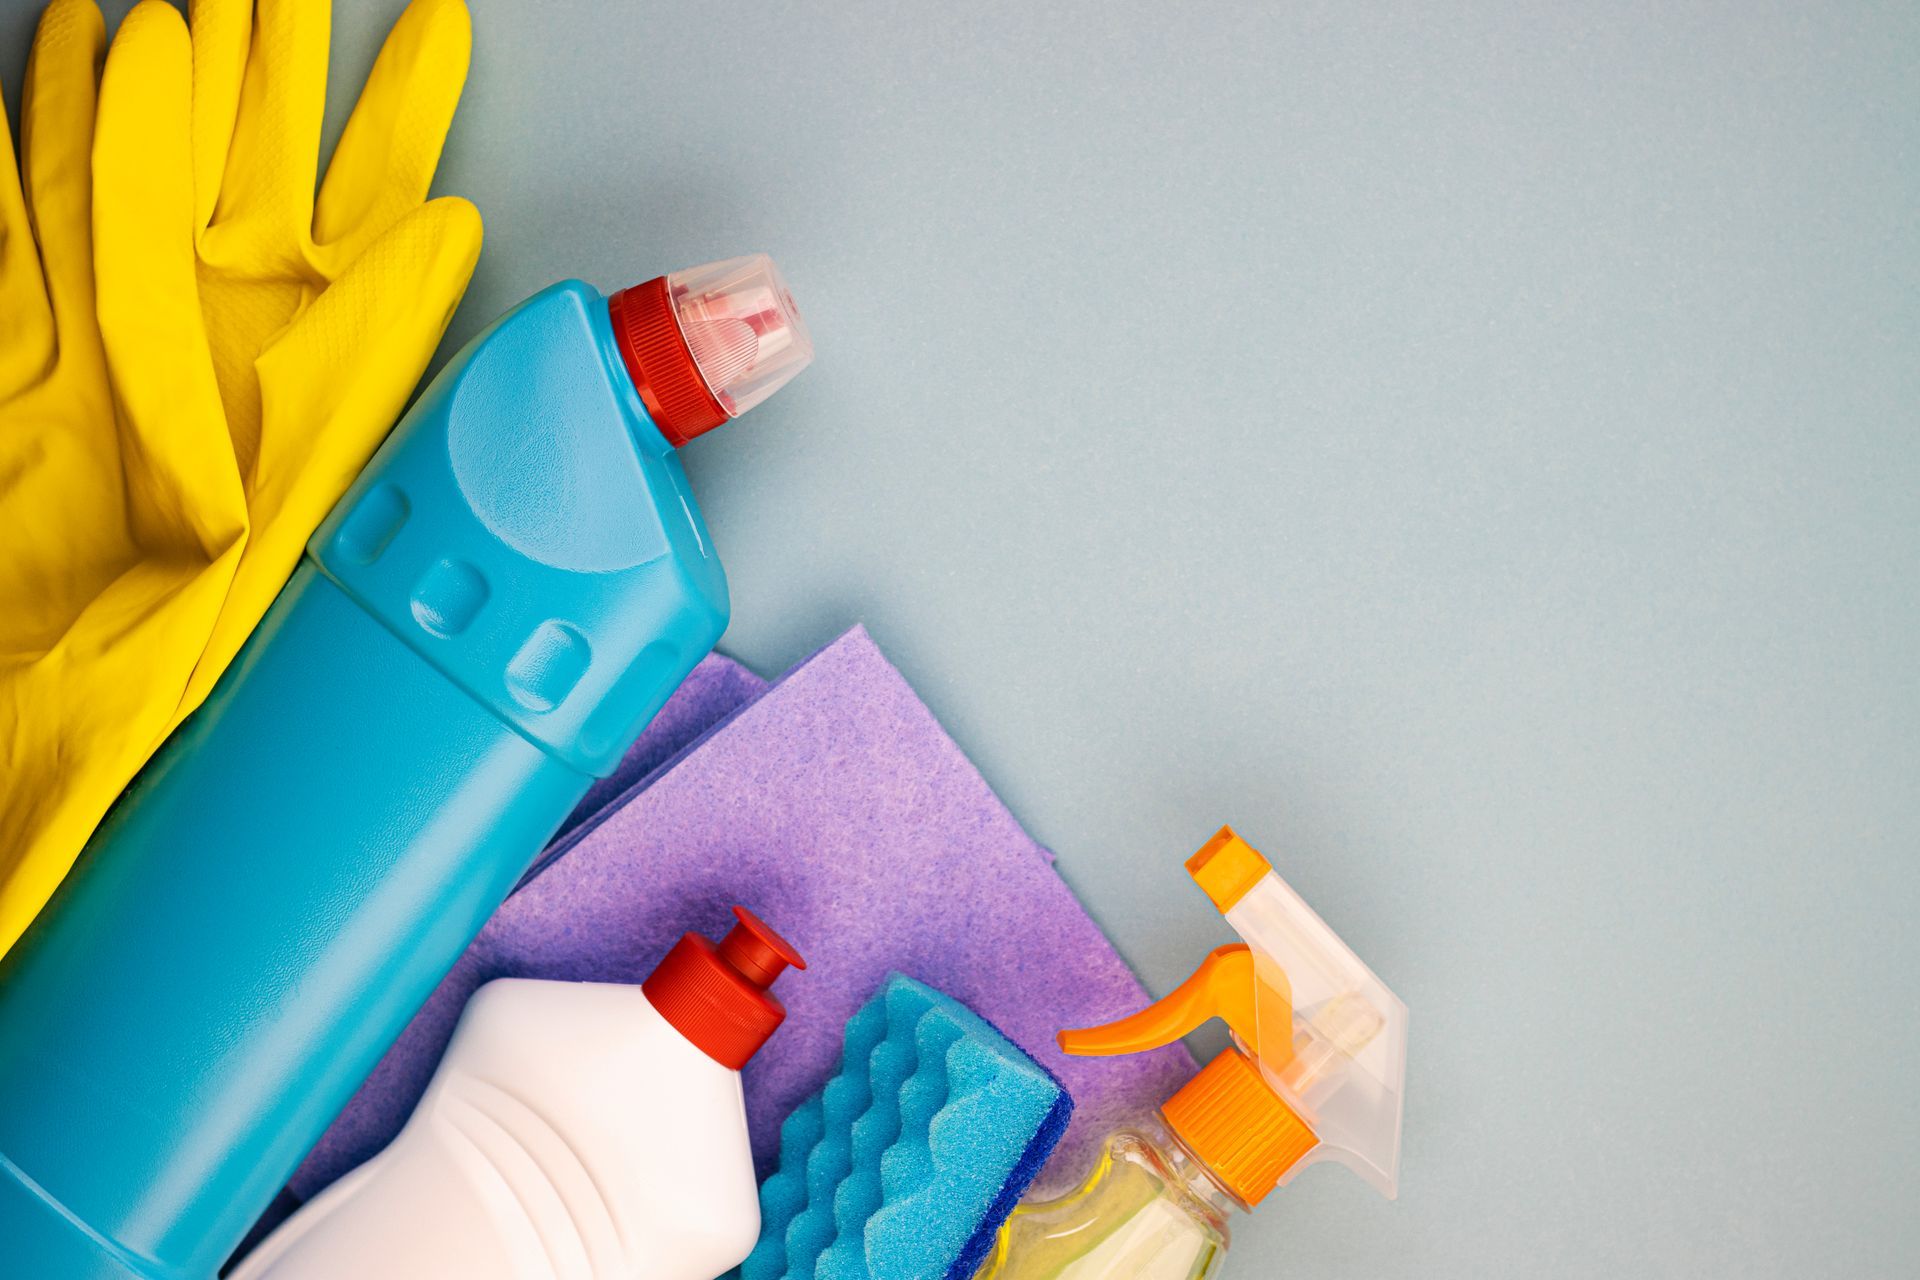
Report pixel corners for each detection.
[314,0,471,258]
[19,0,105,376]
[0,66,51,398]
[95,0,246,554]
[203,0,327,244]
[0,6,107,647]
[187,0,253,234]
[180,194,481,716]
[0,0,101,399]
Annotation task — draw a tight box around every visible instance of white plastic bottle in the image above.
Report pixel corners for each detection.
[233,906,806,1280]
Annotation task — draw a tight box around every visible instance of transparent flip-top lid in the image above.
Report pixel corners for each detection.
[667,254,814,418]
[1192,831,1409,1198]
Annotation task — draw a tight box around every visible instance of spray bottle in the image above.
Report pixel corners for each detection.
[976,827,1407,1279]
[0,256,812,1280]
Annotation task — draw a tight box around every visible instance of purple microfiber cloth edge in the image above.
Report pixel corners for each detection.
[287,624,1195,1205]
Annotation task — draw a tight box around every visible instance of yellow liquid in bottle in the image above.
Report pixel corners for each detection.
[974,1130,1232,1280]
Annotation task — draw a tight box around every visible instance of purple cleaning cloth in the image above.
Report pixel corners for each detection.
[288,626,1195,1203]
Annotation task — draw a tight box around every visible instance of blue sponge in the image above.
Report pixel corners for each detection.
[743,973,1073,1280]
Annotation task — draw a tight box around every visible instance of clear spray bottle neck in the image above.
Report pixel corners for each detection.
[1155,1117,1248,1232]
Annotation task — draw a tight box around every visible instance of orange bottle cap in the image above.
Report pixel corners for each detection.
[1164,1049,1317,1206]
[1059,946,1321,1198]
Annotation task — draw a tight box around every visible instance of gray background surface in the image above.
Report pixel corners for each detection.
[8,1,1918,1276]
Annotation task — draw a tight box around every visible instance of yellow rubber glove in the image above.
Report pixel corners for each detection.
[0,0,237,956]
[0,0,483,957]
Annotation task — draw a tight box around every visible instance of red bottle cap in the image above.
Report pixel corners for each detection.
[608,254,813,447]
[642,906,806,1070]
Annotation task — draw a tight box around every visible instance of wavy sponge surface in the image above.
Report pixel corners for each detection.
[744,974,1073,1280]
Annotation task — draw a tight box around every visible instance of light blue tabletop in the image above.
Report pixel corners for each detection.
[8,2,1917,1275]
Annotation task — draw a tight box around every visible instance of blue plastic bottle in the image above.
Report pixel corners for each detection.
[0,255,812,1280]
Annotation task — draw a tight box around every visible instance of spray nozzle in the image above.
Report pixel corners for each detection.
[1059,827,1408,1204]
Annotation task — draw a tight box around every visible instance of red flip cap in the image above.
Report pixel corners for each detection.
[608,254,813,447]
[642,906,806,1069]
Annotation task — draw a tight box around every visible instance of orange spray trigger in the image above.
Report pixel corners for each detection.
[1057,944,1293,1067]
